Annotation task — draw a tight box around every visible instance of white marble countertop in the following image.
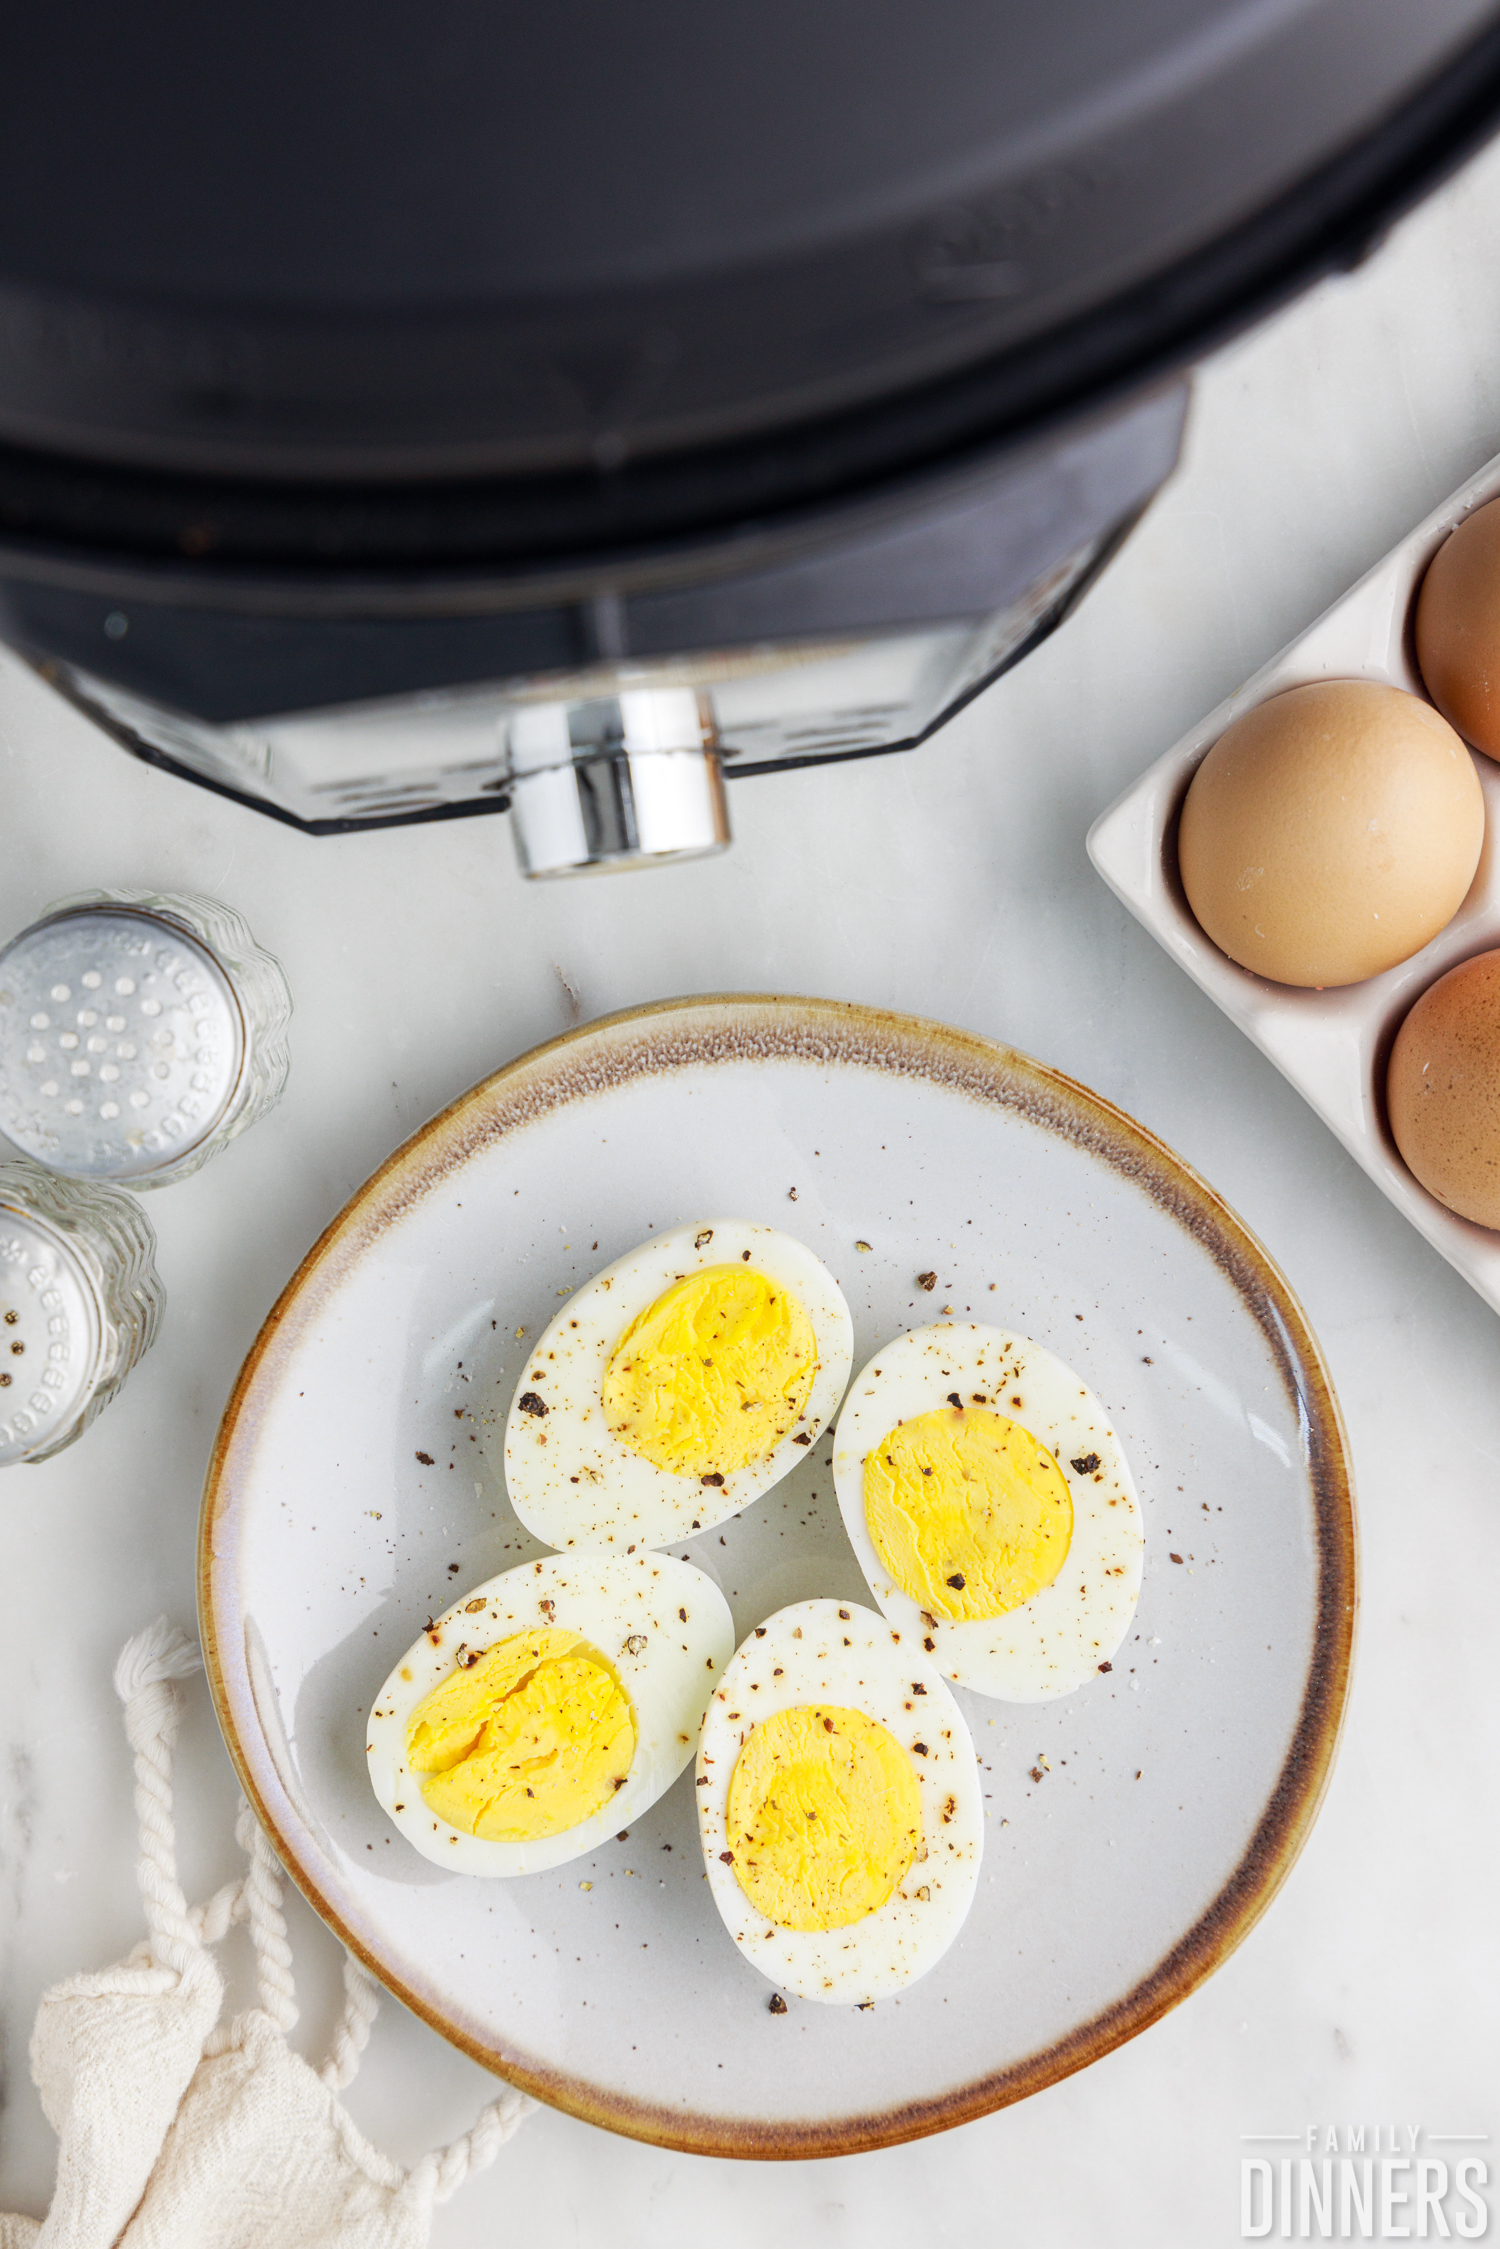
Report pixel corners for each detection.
[3,133,1500,2249]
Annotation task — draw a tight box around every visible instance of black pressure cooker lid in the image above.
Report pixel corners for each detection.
[2,0,1499,576]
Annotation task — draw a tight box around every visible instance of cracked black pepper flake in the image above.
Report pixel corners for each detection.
[768,1993,787,2014]
[1098,1660,1113,1673]
[518,1392,549,1418]
[1029,1765,1043,1783]
[946,1572,966,1590]
[792,1432,812,1445]
[913,1742,928,1756]
[946,1392,963,1409]
[1070,1453,1100,1475]
[415,1451,434,1466]
[700,1471,725,1487]
[916,1272,937,1292]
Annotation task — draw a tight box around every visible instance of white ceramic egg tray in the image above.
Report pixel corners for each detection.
[1088,448,1500,1317]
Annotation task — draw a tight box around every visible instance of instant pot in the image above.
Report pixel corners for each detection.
[3,2,1499,872]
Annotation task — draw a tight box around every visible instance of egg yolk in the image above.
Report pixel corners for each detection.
[602,1264,817,1478]
[405,1628,635,1842]
[863,1404,1073,1622]
[725,1704,921,1932]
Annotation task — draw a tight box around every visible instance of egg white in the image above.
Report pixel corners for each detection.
[367,1550,733,1874]
[697,1599,982,2004]
[832,1323,1144,1702]
[503,1219,853,1551]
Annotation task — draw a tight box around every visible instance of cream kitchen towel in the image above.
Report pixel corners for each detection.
[1,1620,533,2248]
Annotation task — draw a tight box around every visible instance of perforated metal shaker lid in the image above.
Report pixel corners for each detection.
[0,905,245,1181]
[0,1156,165,1464]
[0,1203,99,1464]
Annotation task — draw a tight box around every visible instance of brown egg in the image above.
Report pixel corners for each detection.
[1415,496,1500,758]
[1387,949,1500,1229]
[1178,679,1483,987]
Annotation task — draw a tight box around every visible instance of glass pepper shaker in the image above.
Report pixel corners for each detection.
[0,1157,164,1464]
[0,889,291,1187]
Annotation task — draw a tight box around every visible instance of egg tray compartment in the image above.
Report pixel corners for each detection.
[1087,445,1500,1318]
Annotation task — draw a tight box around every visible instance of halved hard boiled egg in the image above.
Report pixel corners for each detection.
[697,1599,982,2003]
[504,1219,852,1550]
[832,1323,1143,1701]
[367,1550,733,1874]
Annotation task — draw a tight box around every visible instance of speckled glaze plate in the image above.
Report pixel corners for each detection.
[200,996,1355,2158]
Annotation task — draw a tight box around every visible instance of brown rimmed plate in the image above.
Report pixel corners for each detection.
[199,995,1355,2158]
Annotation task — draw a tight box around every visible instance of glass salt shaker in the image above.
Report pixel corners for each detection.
[0,1157,164,1464]
[0,890,291,1186]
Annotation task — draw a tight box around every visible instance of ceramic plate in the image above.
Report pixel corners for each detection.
[1088,445,1500,1316]
[200,996,1355,2158]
